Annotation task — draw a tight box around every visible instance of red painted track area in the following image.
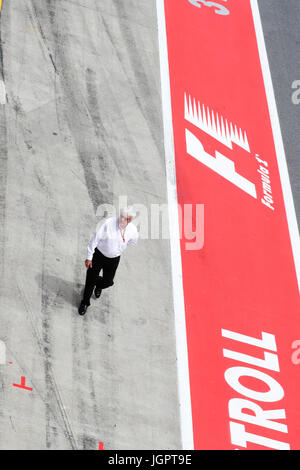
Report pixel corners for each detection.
[163,0,300,449]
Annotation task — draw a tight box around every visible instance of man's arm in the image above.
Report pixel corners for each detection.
[127,228,139,246]
[85,221,108,267]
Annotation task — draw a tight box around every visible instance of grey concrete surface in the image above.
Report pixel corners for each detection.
[0,0,181,450]
[258,0,300,224]
[1,0,299,452]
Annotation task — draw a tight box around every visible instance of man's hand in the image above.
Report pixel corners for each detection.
[85,259,92,269]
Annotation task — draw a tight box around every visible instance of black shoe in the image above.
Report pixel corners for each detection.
[78,301,89,316]
[94,286,102,299]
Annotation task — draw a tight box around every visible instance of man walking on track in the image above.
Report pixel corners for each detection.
[78,207,139,315]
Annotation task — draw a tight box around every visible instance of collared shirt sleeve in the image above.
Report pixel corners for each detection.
[127,228,139,246]
[86,221,108,260]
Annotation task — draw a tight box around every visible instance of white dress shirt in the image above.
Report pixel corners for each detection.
[86,217,139,260]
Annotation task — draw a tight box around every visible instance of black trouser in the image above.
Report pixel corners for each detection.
[82,248,120,305]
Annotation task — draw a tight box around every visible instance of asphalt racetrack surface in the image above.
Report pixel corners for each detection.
[0,0,299,450]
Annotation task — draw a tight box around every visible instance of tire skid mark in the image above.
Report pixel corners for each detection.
[0,7,8,292]
[95,9,165,193]
[71,236,107,448]
[4,343,76,446]
[26,0,58,76]
[40,208,77,450]
[110,0,163,155]
[0,12,7,104]
[36,0,114,213]
[27,0,111,446]
[0,104,7,286]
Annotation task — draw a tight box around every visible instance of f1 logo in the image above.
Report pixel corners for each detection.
[185,94,257,199]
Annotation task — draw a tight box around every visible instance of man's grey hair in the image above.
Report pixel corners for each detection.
[120,206,136,219]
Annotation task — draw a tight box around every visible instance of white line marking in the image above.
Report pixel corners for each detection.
[251,0,300,293]
[0,80,6,105]
[156,0,194,450]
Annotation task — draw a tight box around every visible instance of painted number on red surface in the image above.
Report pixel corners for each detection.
[188,0,230,16]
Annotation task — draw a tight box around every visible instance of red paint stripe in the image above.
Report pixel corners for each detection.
[13,376,33,391]
[163,0,300,450]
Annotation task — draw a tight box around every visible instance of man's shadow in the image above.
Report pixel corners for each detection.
[35,273,83,309]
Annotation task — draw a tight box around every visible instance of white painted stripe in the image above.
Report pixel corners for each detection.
[251,0,300,293]
[156,0,194,450]
[0,80,6,105]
